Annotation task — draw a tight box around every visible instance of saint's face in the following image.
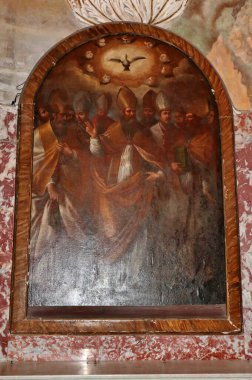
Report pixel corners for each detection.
[142,108,155,120]
[66,110,75,120]
[124,107,136,121]
[185,112,198,128]
[185,113,202,134]
[50,104,74,137]
[75,111,89,124]
[174,112,185,127]
[160,110,170,126]
[97,110,108,118]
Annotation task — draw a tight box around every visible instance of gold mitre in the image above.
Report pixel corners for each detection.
[117,87,137,110]
[156,91,170,112]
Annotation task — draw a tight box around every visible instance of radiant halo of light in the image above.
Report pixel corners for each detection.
[101,45,155,78]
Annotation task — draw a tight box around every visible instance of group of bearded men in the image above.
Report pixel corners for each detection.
[29,85,224,306]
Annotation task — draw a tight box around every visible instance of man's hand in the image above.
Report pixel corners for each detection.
[146,171,164,183]
[171,162,183,173]
[202,181,215,203]
[57,142,73,158]
[85,121,98,138]
[47,183,60,202]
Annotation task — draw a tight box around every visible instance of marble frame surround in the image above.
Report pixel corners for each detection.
[10,22,242,335]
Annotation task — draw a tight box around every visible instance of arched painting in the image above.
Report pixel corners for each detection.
[11,23,241,334]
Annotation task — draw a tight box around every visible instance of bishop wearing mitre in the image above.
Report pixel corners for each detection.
[86,86,165,262]
[31,89,91,260]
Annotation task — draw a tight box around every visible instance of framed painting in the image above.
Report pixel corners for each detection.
[11,23,241,334]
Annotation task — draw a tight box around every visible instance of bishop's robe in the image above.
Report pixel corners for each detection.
[31,119,91,260]
[90,120,165,263]
[150,120,221,290]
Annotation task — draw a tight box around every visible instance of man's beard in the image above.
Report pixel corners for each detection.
[120,117,139,137]
[142,116,157,128]
[186,120,198,133]
[51,120,68,139]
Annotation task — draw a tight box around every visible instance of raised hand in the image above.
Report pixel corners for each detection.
[171,162,183,173]
[146,171,164,183]
[84,120,98,138]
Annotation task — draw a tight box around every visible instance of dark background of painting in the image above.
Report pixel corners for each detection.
[28,35,226,307]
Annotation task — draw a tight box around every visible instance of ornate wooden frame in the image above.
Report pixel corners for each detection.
[11,23,241,334]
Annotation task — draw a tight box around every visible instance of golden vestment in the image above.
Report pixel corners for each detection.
[91,121,165,262]
[31,120,91,258]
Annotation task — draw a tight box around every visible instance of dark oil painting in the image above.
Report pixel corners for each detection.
[28,34,226,307]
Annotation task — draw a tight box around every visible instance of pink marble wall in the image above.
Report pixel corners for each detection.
[0,105,251,362]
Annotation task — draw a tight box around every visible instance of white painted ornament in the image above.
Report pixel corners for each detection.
[84,50,94,59]
[100,74,111,84]
[85,63,94,73]
[67,0,189,27]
